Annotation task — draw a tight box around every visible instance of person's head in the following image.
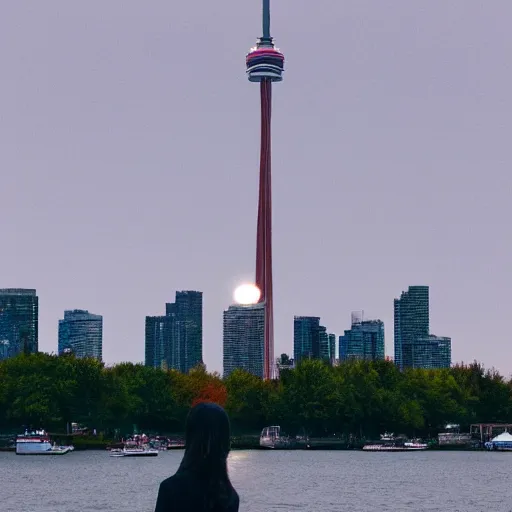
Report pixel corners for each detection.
[179,402,231,475]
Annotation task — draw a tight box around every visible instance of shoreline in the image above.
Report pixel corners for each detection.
[0,445,486,453]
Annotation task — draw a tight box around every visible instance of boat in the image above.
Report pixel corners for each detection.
[259,426,292,449]
[403,441,429,450]
[485,432,512,451]
[363,442,428,452]
[363,444,405,452]
[16,430,74,455]
[438,423,473,447]
[149,437,168,451]
[167,440,185,450]
[109,447,159,457]
[363,433,428,452]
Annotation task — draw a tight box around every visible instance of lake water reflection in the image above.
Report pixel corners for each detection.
[1,450,510,512]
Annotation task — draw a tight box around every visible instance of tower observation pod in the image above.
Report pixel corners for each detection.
[246,46,285,82]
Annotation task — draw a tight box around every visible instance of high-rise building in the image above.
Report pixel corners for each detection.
[319,325,328,361]
[294,316,320,363]
[58,310,103,361]
[394,286,429,370]
[394,286,451,369]
[318,327,336,364]
[145,290,203,373]
[328,333,336,364]
[145,316,169,370]
[0,289,38,360]
[404,335,452,370]
[293,316,334,365]
[339,312,385,362]
[275,353,294,377]
[246,0,285,380]
[167,291,203,373]
[223,303,264,378]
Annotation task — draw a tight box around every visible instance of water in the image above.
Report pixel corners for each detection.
[1,450,511,512]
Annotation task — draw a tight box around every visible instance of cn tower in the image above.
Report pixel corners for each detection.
[246,0,285,380]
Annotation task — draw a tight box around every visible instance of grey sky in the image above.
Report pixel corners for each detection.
[1,1,511,374]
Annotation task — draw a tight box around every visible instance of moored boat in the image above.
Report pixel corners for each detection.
[363,444,405,452]
[167,440,185,449]
[109,447,159,457]
[363,433,428,452]
[259,426,292,449]
[403,441,428,450]
[149,437,168,451]
[16,430,74,455]
[485,432,512,451]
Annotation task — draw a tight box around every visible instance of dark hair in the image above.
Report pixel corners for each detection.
[178,402,235,511]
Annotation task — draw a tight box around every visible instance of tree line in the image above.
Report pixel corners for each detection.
[0,353,510,438]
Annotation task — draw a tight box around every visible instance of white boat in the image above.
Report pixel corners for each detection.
[363,444,405,452]
[485,432,512,451]
[403,442,428,450]
[363,442,427,451]
[109,447,159,457]
[16,430,74,455]
[259,426,291,449]
[167,440,185,449]
[363,433,428,452]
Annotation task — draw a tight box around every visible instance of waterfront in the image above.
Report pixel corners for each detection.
[1,450,511,512]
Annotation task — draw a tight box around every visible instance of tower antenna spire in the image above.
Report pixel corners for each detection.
[263,0,271,40]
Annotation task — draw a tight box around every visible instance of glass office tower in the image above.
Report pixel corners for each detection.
[223,303,265,378]
[58,309,103,361]
[0,289,38,360]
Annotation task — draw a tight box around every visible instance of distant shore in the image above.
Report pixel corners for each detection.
[0,440,485,453]
[0,430,484,452]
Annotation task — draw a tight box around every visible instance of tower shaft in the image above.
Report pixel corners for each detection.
[247,0,283,380]
[255,79,274,380]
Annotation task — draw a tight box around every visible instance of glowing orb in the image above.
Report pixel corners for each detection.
[233,284,261,305]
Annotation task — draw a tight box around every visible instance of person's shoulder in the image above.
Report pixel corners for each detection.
[160,472,186,485]
[155,472,199,511]
[231,488,240,508]
[157,472,198,508]
[159,472,194,492]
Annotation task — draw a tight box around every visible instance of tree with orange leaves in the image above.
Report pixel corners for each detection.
[192,381,227,408]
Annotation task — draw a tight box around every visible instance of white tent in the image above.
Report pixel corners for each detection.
[491,432,512,443]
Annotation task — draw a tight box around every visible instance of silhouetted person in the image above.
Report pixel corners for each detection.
[154,402,239,512]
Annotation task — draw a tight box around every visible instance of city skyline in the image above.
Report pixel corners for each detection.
[1,283,453,372]
[2,2,511,375]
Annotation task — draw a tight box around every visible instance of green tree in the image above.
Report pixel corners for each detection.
[225,369,268,433]
[279,359,339,436]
